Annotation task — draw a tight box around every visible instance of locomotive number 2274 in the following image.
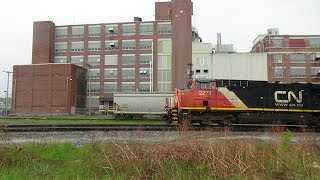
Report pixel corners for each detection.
[199,91,212,96]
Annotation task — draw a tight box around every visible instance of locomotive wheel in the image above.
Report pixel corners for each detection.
[307,116,320,128]
[198,121,209,126]
[133,115,143,120]
[218,120,232,127]
[218,116,232,126]
[115,114,122,120]
[313,116,320,128]
[166,119,173,125]
[125,115,133,120]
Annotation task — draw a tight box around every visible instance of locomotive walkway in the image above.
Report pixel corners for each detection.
[0,124,318,133]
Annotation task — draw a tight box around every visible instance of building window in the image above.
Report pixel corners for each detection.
[55,27,68,39]
[86,96,100,108]
[105,40,118,51]
[72,26,84,38]
[122,54,135,65]
[157,38,172,93]
[104,82,117,92]
[88,41,101,51]
[88,25,101,37]
[196,70,200,73]
[122,40,135,50]
[311,53,320,63]
[158,69,172,82]
[140,23,153,35]
[272,39,282,47]
[87,55,100,66]
[311,67,320,78]
[158,82,172,93]
[55,42,67,53]
[54,56,67,63]
[274,67,283,78]
[104,68,118,79]
[157,22,172,34]
[71,42,84,52]
[87,83,100,93]
[105,55,118,65]
[273,54,282,63]
[309,39,320,48]
[139,82,151,92]
[289,54,305,63]
[140,40,153,50]
[122,82,135,92]
[105,24,118,36]
[158,55,172,68]
[139,68,150,79]
[204,70,209,73]
[290,67,306,78]
[122,68,135,79]
[158,39,172,54]
[140,54,151,64]
[87,69,100,79]
[122,24,135,36]
[71,56,83,66]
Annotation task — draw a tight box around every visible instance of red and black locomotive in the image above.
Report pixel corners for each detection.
[165,78,320,127]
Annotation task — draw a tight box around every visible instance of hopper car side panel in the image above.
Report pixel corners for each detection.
[114,93,173,119]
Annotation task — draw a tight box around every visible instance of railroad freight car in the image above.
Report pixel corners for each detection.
[165,79,320,127]
[113,93,173,120]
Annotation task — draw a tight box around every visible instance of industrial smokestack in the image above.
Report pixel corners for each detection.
[217,33,221,45]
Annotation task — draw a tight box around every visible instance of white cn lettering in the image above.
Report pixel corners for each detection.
[274,91,303,103]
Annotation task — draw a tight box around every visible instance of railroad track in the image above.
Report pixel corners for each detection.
[0,124,318,133]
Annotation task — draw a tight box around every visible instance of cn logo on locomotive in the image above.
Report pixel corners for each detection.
[274,91,303,103]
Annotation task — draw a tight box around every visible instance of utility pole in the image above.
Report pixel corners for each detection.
[66,77,72,115]
[86,64,92,116]
[150,41,154,92]
[3,71,13,116]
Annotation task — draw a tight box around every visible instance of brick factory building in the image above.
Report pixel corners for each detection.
[11,1,320,115]
[251,28,320,83]
[12,64,86,115]
[11,0,193,114]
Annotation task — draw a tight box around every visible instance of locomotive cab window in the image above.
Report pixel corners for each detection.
[196,81,214,89]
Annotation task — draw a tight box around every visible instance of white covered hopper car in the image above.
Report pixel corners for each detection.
[113,93,174,120]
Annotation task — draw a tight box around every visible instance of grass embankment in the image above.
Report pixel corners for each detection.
[0,116,165,125]
[0,131,319,179]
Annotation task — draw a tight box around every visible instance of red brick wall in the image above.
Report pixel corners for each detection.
[12,64,85,115]
[289,39,305,47]
[171,0,193,89]
[32,21,55,64]
[155,2,172,21]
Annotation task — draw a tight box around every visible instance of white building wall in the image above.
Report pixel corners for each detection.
[192,42,268,81]
[192,42,212,79]
[210,53,268,81]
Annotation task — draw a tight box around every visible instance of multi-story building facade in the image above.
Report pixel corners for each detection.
[30,0,193,109]
[251,29,320,83]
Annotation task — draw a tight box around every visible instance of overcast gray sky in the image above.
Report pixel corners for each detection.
[0,0,319,98]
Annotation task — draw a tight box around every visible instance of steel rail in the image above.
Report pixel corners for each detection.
[0,124,318,133]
